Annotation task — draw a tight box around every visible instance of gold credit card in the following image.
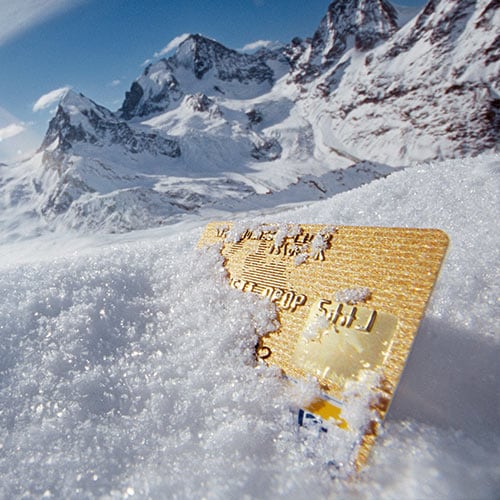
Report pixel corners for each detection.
[199,222,449,468]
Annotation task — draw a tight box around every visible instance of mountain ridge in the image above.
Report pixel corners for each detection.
[305,0,499,161]
[0,0,498,240]
[119,34,290,120]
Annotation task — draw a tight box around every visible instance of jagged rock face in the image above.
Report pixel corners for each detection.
[120,81,145,121]
[35,91,181,218]
[120,34,282,119]
[384,0,478,57]
[43,91,180,157]
[120,60,182,120]
[186,93,212,112]
[282,37,307,70]
[381,0,500,155]
[176,34,274,82]
[292,0,398,82]
[184,93,221,116]
[246,108,263,126]
[251,138,282,161]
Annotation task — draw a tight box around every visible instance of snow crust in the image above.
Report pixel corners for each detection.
[0,154,498,498]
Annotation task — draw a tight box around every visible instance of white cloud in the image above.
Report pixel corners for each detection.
[33,86,70,112]
[239,39,282,52]
[0,106,41,162]
[0,123,25,142]
[108,79,121,87]
[154,33,190,58]
[0,0,86,47]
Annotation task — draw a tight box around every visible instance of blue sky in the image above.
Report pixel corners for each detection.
[0,0,427,163]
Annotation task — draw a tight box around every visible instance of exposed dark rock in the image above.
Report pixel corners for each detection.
[291,0,398,83]
[317,0,499,160]
[42,91,180,158]
[246,109,263,126]
[120,82,144,120]
[183,93,223,119]
[119,34,280,119]
[180,34,274,82]
[251,138,282,161]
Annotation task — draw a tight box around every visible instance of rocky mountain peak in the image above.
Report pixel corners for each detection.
[40,89,180,159]
[292,0,398,81]
[119,59,182,120]
[312,0,499,162]
[40,90,111,152]
[172,33,277,83]
[175,34,232,79]
[119,33,282,120]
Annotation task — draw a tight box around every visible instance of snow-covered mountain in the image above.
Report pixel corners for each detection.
[0,0,498,240]
[119,33,289,119]
[303,0,500,162]
[290,0,399,82]
[41,91,181,158]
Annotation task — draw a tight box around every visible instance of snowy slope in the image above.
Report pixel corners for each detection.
[302,0,500,163]
[0,154,498,498]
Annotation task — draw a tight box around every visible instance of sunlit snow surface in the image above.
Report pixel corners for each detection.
[0,155,499,498]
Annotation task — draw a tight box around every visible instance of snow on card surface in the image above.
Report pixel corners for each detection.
[0,154,498,498]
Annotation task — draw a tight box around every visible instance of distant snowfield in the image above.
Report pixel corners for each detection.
[0,155,499,498]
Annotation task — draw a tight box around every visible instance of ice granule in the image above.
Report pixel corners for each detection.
[294,252,309,266]
[273,223,302,249]
[225,221,279,243]
[335,287,372,304]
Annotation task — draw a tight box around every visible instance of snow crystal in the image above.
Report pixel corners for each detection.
[225,220,260,243]
[293,252,309,266]
[309,233,328,260]
[335,287,371,304]
[285,376,322,410]
[293,224,336,265]
[273,223,302,249]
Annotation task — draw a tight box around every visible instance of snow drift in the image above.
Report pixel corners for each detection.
[0,154,498,498]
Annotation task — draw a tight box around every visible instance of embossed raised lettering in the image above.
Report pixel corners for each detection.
[280,291,296,309]
[289,293,307,311]
[270,288,284,302]
[355,310,377,332]
[340,306,357,328]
